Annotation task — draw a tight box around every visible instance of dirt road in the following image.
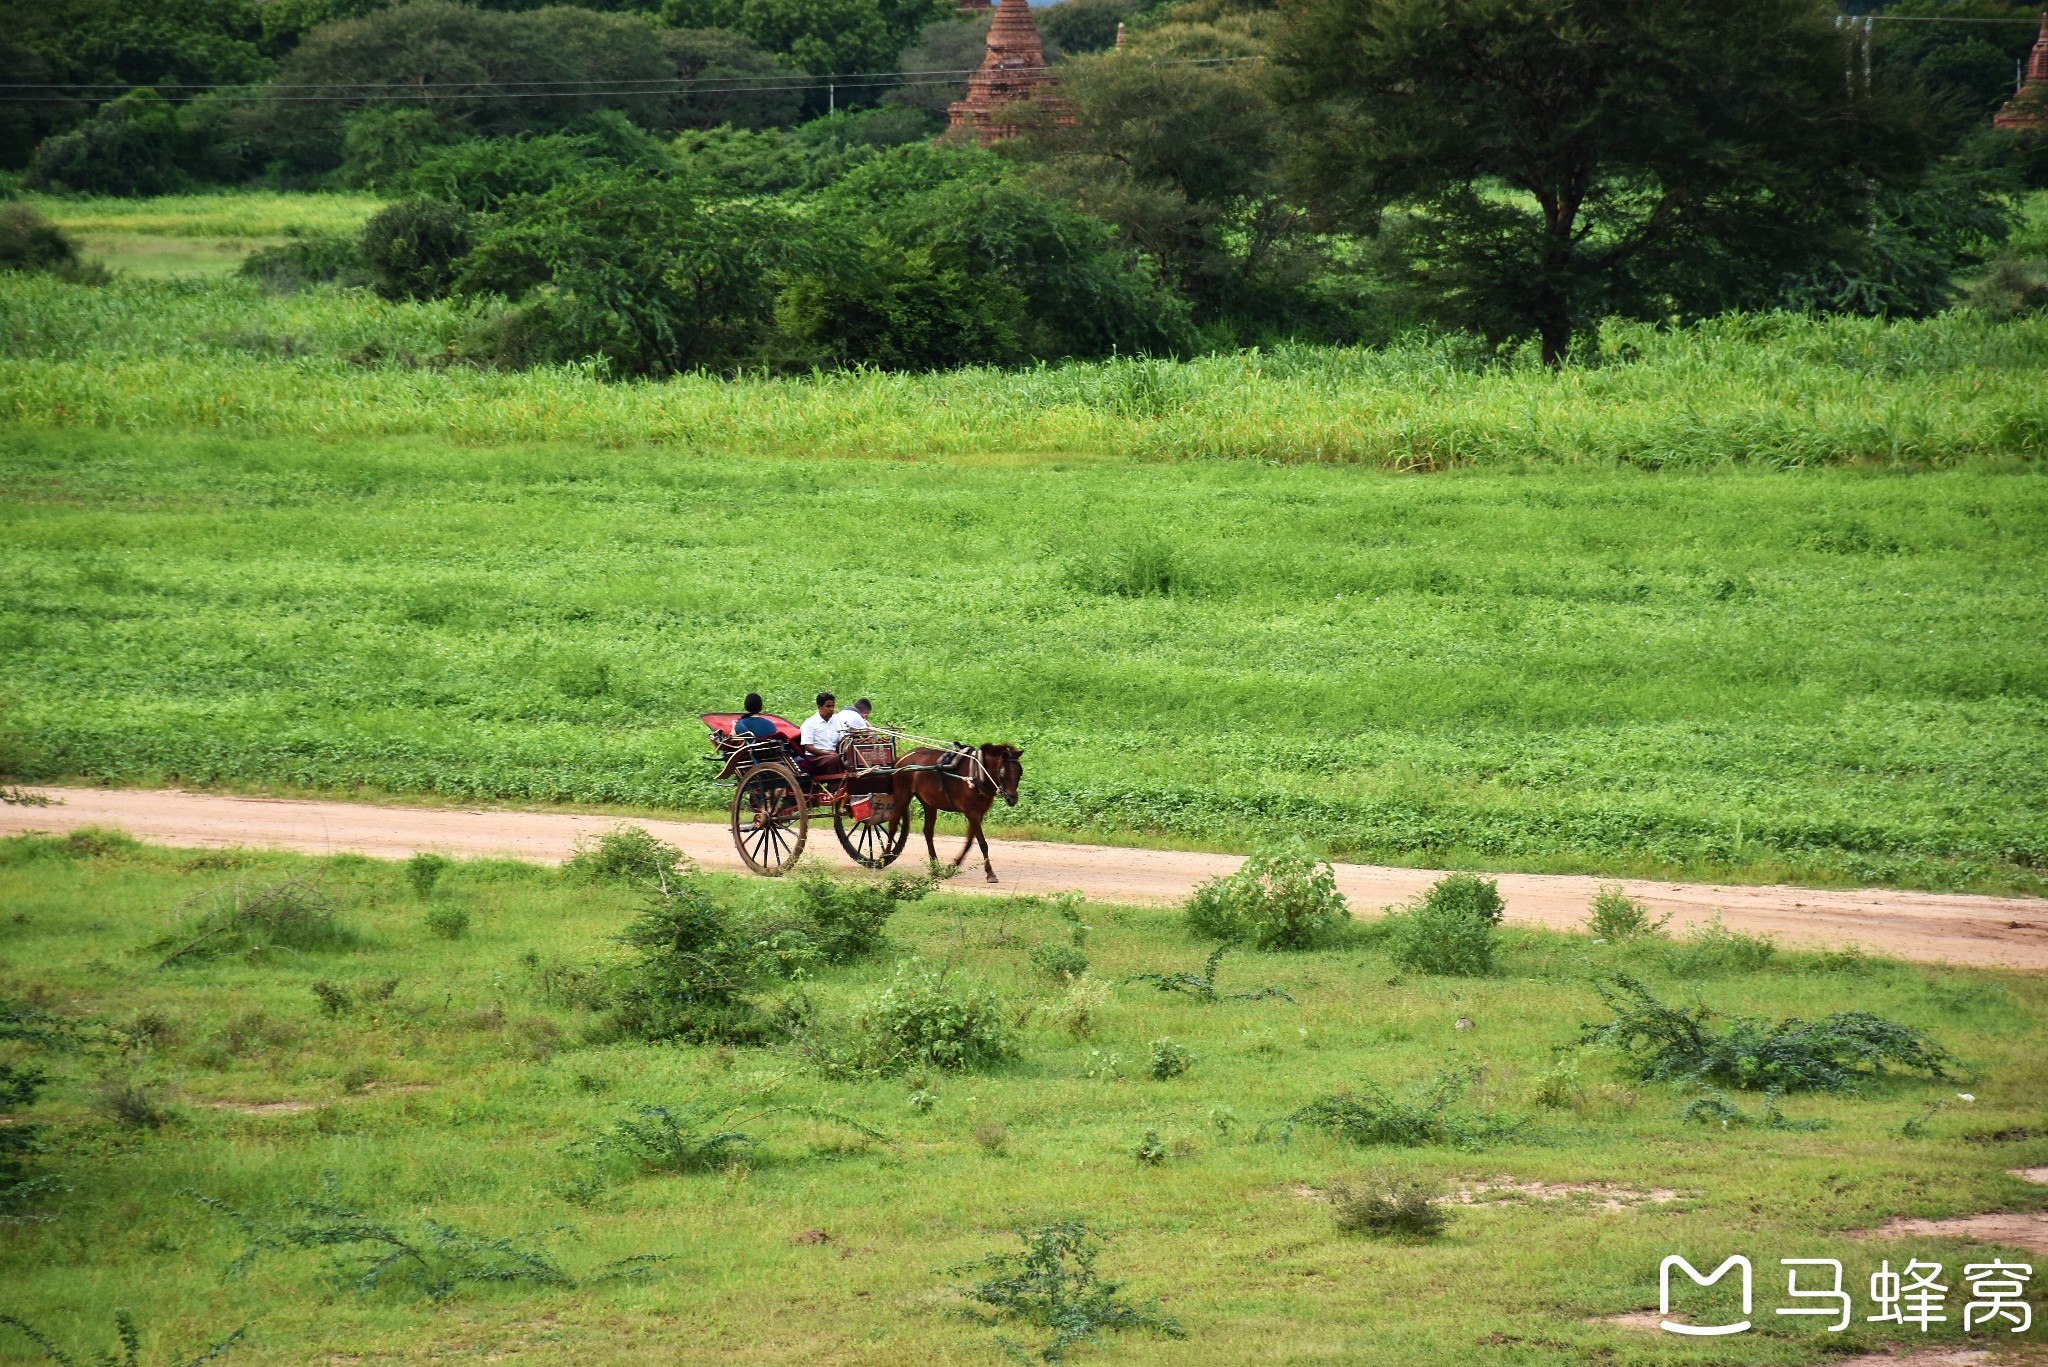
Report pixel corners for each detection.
[5,786,2046,971]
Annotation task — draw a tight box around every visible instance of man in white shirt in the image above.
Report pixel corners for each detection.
[843,698,874,730]
[799,692,847,772]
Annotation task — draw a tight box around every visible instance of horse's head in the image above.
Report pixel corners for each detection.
[981,743,1024,808]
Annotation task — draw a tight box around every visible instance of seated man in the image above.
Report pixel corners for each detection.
[842,698,875,730]
[798,692,847,775]
[733,693,779,743]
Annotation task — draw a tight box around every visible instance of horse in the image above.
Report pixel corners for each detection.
[888,742,1023,883]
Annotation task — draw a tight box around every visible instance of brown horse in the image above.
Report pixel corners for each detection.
[889,742,1023,883]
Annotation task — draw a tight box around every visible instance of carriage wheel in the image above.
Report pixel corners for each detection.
[833,801,910,870]
[731,763,807,876]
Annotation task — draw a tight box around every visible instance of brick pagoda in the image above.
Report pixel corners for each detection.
[947,0,1072,144]
[1994,13,2048,130]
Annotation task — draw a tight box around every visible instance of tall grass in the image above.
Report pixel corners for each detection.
[3,273,2045,464]
[23,192,384,240]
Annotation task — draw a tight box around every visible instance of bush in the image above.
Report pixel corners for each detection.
[152,874,354,967]
[598,1102,754,1173]
[406,852,450,900]
[1664,914,1776,976]
[1579,974,1956,1093]
[424,904,471,940]
[339,106,470,190]
[790,871,929,964]
[1329,1177,1451,1240]
[1183,843,1348,951]
[0,205,105,285]
[1048,974,1111,1041]
[1585,883,1669,940]
[563,824,685,887]
[1147,1037,1192,1080]
[89,1074,175,1130]
[603,873,763,1044]
[952,1222,1185,1363]
[1028,941,1089,982]
[360,199,473,301]
[1382,876,1499,977]
[25,89,189,196]
[854,964,1015,1073]
[1289,1072,1522,1149]
[1968,258,2048,319]
[238,236,366,294]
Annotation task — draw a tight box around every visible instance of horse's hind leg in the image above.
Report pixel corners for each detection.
[921,800,939,866]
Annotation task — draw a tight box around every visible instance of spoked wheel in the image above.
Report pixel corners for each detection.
[834,801,910,870]
[731,763,808,876]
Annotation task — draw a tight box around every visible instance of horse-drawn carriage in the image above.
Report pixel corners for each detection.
[701,713,1024,880]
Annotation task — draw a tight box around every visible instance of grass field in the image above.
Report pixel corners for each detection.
[1,424,2043,894]
[23,193,385,280]
[0,833,2040,1365]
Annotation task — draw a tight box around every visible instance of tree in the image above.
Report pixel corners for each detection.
[660,0,951,77]
[25,87,189,194]
[1275,0,1936,362]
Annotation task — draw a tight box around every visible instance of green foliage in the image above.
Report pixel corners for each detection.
[1328,1177,1452,1240]
[0,1310,246,1367]
[1679,1087,1829,1132]
[1664,914,1777,976]
[1133,1128,1166,1165]
[660,0,950,79]
[150,874,353,967]
[657,28,803,131]
[1068,536,1188,599]
[187,1174,666,1302]
[1969,258,2048,320]
[1,998,121,1216]
[854,964,1015,1073]
[952,1221,1186,1362]
[1585,884,1669,941]
[359,200,472,302]
[562,825,684,888]
[1035,0,1143,54]
[1580,973,1957,1093]
[1382,876,1499,977]
[596,1102,755,1173]
[235,236,363,294]
[337,107,468,192]
[0,206,90,280]
[1288,1072,1523,1149]
[403,129,666,214]
[88,1074,176,1130]
[26,90,190,197]
[1029,942,1089,983]
[1182,844,1347,951]
[404,852,449,900]
[1146,1038,1191,1080]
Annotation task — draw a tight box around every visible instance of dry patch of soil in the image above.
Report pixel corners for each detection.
[1455,1176,1683,1211]
[1865,1212,2048,1258]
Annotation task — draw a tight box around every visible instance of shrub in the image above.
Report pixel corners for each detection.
[424,904,471,940]
[1585,883,1669,940]
[1664,914,1777,976]
[1028,942,1089,983]
[1382,879,1498,977]
[1147,1038,1192,1080]
[1329,1177,1451,1240]
[598,1103,754,1173]
[406,852,450,900]
[1124,945,1294,1003]
[791,871,928,964]
[25,89,189,196]
[1679,1088,1828,1132]
[563,825,685,887]
[360,199,474,301]
[974,1121,1008,1154]
[89,1074,175,1130]
[339,106,469,190]
[1288,1072,1522,1149]
[1134,1128,1167,1165]
[237,237,366,294]
[952,1221,1186,1363]
[0,205,104,284]
[602,872,764,1043]
[1183,844,1348,951]
[1048,974,1111,1041]
[152,874,354,967]
[855,964,1015,1073]
[1579,974,1956,1093]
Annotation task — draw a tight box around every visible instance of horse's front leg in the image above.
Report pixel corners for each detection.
[922,799,939,867]
[976,820,997,884]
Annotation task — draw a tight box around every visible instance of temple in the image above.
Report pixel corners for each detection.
[947,0,1073,144]
[1993,13,2048,130]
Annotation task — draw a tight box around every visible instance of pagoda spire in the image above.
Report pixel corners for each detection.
[947,0,1073,144]
[1994,12,2048,129]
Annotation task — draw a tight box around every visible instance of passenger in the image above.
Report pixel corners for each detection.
[799,692,848,772]
[733,693,779,743]
[843,698,875,730]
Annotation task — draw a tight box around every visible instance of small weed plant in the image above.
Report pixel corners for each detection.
[1124,946,1292,1003]
[1585,884,1669,940]
[0,1310,246,1367]
[1184,844,1347,951]
[1134,1129,1167,1165]
[1580,974,1956,1092]
[1664,914,1777,975]
[1028,942,1089,983]
[1382,875,1502,977]
[1680,1088,1829,1132]
[953,1221,1186,1362]
[1329,1177,1452,1240]
[1147,1038,1192,1080]
[404,852,449,899]
[151,874,352,967]
[187,1174,666,1302]
[424,903,471,939]
[1049,975,1112,1041]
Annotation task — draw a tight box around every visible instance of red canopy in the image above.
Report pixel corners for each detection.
[701,712,800,742]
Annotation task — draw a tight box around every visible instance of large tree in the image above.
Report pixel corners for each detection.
[1275,0,1936,362]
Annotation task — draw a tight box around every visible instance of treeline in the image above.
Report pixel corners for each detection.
[3,0,2047,368]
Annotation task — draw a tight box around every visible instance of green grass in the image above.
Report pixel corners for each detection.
[0,838,2040,1365]
[2,426,2044,893]
[4,272,2048,464]
[16,193,385,282]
